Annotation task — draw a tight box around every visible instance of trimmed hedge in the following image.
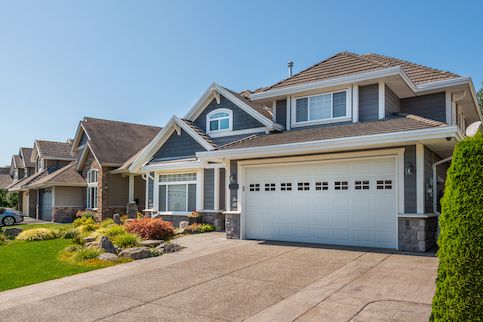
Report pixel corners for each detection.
[431,133,483,321]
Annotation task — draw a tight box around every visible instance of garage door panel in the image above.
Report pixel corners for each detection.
[245,156,398,249]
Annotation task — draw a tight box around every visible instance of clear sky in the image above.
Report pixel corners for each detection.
[1,0,482,166]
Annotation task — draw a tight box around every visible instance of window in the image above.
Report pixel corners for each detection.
[355,180,370,190]
[264,183,276,191]
[158,173,197,213]
[315,182,329,190]
[377,180,392,190]
[249,184,260,192]
[334,181,348,190]
[86,169,98,209]
[281,183,292,191]
[294,90,348,124]
[206,108,232,133]
[297,182,310,191]
[37,157,43,171]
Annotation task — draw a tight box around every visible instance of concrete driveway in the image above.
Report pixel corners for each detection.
[0,233,437,321]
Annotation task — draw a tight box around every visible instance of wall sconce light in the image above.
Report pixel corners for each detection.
[406,164,414,176]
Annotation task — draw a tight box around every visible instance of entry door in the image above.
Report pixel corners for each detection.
[244,157,397,249]
[40,189,52,221]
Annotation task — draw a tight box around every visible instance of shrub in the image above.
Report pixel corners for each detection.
[92,225,126,239]
[16,228,57,241]
[112,233,139,248]
[74,247,102,261]
[0,234,7,245]
[75,210,96,219]
[184,223,201,233]
[62,227,81,239]
[63,244,82,253]
[99,219,115,228]
[73,216,95,227]
[431,133,483,321]
[199,223,216,233]
[184,223,215,233]
[125,218,174,240]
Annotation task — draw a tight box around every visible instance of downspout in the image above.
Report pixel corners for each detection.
[432,156,452,215]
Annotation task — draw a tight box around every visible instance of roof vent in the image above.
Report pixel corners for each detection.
[288,61,294,77]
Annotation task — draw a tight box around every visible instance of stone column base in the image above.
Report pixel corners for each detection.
[224,212,240,239]
[52,207,84,223]
[201,211,225,231]
[398,216,437,252]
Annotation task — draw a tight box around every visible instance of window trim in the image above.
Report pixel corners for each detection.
[291,88,352,127]
[206,108,233,134]
[156,173,197,214]
[86,169,98,210]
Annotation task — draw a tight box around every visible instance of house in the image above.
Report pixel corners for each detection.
[8,140,76,219]
[0,167,13,190]
[128,52,482,252]
[70,117,161,220]
[5,148,36,214]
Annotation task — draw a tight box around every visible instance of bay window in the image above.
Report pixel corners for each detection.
[157,173,197,213]
[86,169,98,209]
[293,90,350,125]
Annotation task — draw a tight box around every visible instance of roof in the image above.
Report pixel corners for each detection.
[223,87,273,120]
[219,114,446,150]
[0,167,9,175]
[81,117,162,166]
[35,140,75,160]
[0,174,13,189]
[27,162,86,188]
[258,52,460,92]
[13,155,24,169]
[20,148,34,168]
[181,119,219,148]
[8,170,48,192]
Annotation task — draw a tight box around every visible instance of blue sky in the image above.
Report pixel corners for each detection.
[1,0,482,166]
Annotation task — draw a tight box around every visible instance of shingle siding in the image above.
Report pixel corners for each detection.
[385,85,400,115]
[193,95,264,132]
[150,129,206,162]
[204,169,215,210]
[275,99,287,129]
[400,92,446,123]
[359,84,379,121]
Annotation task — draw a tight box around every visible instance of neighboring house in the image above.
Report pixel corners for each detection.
[129,52,482,252]
[5,148,36,214]
[71,117,161,219]
[0,167,13,190]
[8,140,76,219]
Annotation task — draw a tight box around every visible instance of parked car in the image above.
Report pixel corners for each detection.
[0,208,24,226]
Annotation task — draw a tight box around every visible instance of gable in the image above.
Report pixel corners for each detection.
[150,129,207,163]
[79,132,89,147]
[193,95,265,132]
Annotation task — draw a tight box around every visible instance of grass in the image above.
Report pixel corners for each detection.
[8,223,70,231]
[0,238,114,292]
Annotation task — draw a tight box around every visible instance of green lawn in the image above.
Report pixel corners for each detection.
[10,223,71,231]
[0,239,106,292]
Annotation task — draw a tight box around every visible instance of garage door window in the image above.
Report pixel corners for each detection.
[249,184,260,191]
[315,182,329,190]
[355,180,370,190]
[334,181,348,190]
[297,182,310,191]
[158,173,197,213]
[377,180,392,190]
[281,183,292,191]
[264,183,276,191]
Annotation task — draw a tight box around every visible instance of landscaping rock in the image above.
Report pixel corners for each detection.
[118,247,151,260]
[83,236,96,243]
[99,236,117,254]
[140,240,162,248]
[179,221,188,229]
[97,253,118,261]
[4,228,22,239]
[113,214,121,225]
[155,242,183,254]
[85,241,99,248]
[126,202,138,219]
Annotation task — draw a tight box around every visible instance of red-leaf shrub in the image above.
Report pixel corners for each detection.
[124,218,174,241]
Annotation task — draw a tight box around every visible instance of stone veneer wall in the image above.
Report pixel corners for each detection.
[157,215,189,229]
[201,211,225,231]
[52,207,84,223]
[398,216,437,252]
[225,212,240,239]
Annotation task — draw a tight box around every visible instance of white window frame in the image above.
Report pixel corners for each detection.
[156,173,197,215]
[291,88,352,127]
[86,169,98,210]
[206,108,233,134]
[37,157,44,172]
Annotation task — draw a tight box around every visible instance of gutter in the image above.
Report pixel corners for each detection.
[197,126,460,161]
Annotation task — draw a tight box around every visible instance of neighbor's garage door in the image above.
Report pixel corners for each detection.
[40,188,52,221]
[245,156,397,249]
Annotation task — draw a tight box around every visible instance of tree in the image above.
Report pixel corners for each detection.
[478,83,483,114]
[431,133,483,321]
[7,192,18,209]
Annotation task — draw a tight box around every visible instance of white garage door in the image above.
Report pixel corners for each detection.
[244,156,397,249]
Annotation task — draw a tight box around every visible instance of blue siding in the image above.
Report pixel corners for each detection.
[204,169,215,210]
[275,99,287,129]
[359,84,379,121]
[150,129,206,162]
[400,92,446,122]
[193,95,264,132]
[229,160,238,211]
[219,168,225,210]
[385,85,400,115]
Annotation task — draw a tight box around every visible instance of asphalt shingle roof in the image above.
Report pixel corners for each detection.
[36,140,75,160]
[27,162,86,188]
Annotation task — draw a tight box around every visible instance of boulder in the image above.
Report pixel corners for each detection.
[118,247,151,260]
[83,236,96,243]
[126,202,138,219]
[156,242,183,254]
[113,214,121,225]
[98,253,118,261]
[140,240,162,248]
[85,241,99,248]
[4,227,22,239]
[99,236,117,254]
[179,221,188,229]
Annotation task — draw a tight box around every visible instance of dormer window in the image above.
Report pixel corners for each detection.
[37,157,43,171]
[206,109,232,133]
[292,89,350,127]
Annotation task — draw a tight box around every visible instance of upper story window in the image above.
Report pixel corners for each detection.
[206,108,232,133]
[86,169,98,210]
[292,90,350,126]
[13,170,18,181]
[37,157,43,172]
